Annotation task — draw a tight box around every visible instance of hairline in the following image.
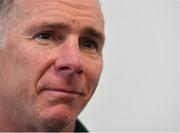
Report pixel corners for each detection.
[0,0,14,48]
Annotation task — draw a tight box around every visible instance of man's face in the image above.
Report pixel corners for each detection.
[0,0,104,131]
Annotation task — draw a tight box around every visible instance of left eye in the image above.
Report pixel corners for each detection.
[80,38,98,50]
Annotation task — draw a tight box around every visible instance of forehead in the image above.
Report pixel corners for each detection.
[13,0,103,22]
[11,0,104,33]
[15,0,100,8]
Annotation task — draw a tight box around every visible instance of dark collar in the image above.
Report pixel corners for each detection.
[75,119,88,132]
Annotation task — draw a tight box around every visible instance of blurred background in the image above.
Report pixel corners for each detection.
[79,0,180,132]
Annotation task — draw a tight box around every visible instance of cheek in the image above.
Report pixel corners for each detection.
[89,63,102,84]
[11,44,51,83]
[84,58,103,95]
[0,41,48,99]
[0,44,36,114]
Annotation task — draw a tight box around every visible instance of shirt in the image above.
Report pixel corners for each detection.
[75,119,88,132]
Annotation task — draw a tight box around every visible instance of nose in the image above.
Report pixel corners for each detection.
[54,40,84,76]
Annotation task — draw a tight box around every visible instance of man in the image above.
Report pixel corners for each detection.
[0,0,105,132]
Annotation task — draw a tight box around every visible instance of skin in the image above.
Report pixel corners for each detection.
[0,0,104,131]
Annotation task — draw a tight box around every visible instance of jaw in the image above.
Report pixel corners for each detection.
[28,94,86,131]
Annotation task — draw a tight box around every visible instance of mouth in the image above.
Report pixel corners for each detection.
[39,87,84,102]
[43,88,83,95]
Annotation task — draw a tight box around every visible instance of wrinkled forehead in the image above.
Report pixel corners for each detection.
[13,0,102,17]
[15,0,101,9]
[11,0,104,26]
[15,0,100,6]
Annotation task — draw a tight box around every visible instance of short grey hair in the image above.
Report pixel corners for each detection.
[0,0,14,16]
[0,0,14,48]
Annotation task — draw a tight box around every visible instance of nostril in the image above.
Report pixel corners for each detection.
[59,66,83,75]
[77,69,83,75]
[61,67,69,71]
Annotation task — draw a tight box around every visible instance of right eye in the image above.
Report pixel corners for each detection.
[34,31,53,40]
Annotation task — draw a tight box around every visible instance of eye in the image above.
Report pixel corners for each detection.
[80,37,98,51]
[34,31,53,40]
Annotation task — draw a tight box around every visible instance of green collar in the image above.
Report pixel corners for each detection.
[75,119,88,132]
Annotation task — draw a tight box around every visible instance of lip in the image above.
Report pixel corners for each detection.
[39,87,84,102]
[39,87,83,96]
[40,87,84,96]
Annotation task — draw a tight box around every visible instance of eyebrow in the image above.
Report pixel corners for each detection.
[39,22,69,31]
[30,22,70,30]
[24,22,69,35]
[82,27,105,44]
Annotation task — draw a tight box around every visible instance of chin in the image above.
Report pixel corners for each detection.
[36,104,77,131]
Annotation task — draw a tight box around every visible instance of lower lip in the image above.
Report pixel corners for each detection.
[41,89,80,102]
